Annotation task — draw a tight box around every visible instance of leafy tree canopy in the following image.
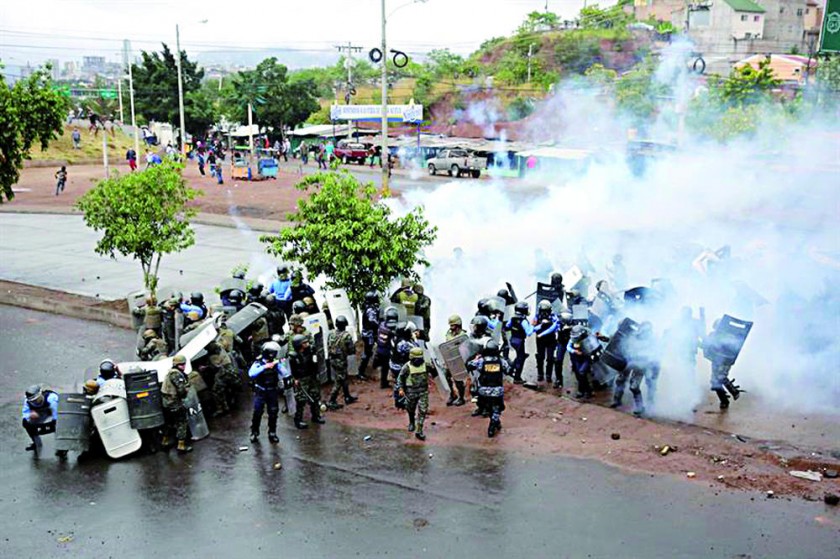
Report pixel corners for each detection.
[261,171,437,307]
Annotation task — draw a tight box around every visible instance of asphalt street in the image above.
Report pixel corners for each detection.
[1,305,838,558]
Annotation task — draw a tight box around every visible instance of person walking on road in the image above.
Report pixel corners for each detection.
[126,148,137,172]
[54,166,67,196]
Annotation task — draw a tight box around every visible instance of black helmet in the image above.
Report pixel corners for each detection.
[497,288,510,300]
[191,291,204,305]
[233,271,246,280]
[538,299,552,313]
[292,300,306,314]
[384,306,399,323]
[291,334,309,353]
[277,265,289,277]
[364,291,379,305]
[249,283,264,298]
[261,341,281,360]
[470,315,489,336]
[335,315,349,330]
[99,359,117,380]
[25,385,43,403]
[483,340,500,357]
[514,301,529,315]
[476,298,490,316]
[486,298,502,315]
[550,272,563,286]
[228,289,244,304]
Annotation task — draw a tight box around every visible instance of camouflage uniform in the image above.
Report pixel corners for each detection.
[139,336,167,361]
[396,347,432,439]
[209,344,242,414]
[161,366,190,442]
[327,329,355,404]
[290,343,323,427]
[249,317,270,361]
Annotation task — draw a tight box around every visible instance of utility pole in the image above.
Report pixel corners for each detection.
[124,39,139,157]
[175,24,187,155]
[335,42,363,104]
[380,0,390,195]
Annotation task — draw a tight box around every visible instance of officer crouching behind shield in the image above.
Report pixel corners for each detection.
[21,385,59,456]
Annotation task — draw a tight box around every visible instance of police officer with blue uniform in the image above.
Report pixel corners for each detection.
[504,301,534,384]
[21,385,59,454]
[532,300,558,384]
[357,291,380,380]
[249,341,284,444]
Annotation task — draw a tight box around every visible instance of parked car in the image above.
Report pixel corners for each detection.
[427,149,487,178]
[334,141,369,164]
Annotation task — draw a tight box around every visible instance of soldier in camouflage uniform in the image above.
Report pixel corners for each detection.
[248,315,270,362]
[396,347,434,441]
[216,314,246,374]
[285,314,314,351]
[413,283,432,341]
[138,329,168,361]
[207,341,242,417]
[161,354,192,453]
[326,315,359,410]
[289,335,325,429]
[444,315,468,406]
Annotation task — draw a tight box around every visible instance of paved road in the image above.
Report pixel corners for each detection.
[1,305,838,558]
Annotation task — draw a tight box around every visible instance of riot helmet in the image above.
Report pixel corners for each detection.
[409,346,425,366]
[486,298,502,316]
[476,298,490,317]
[302,296,316,309]
[25,385,44,405]
[261,341,281,361]
[448,314,462,327]
[292,300,307,315]
[142,329,157,340]
[99,359,117,380]
[497,288,510,300]
[482,340,500,357]
[277,265,289,279]
[289,314,304,328]
[537,299,552,315]
[335,315,349,331]
[228,289,244,305]
[413,284,425,295]
[249,283,264,299]
[233,271,246,280]
[550,272,564,288]
[470,315,489,337]
[190,292,204,306]
[206,341,221,355]
[514,301,529,316]
[560,311,573,322]
[172,354,187,368]
[384,306,399,326]
[292,334,309,353]
[364,291,379,306]
[570,325,588,343]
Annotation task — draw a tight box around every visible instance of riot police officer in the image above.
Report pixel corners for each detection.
[532,300,558,383]
[396,347,434,441]
[413,284,432,340]
[289,270,316,307]
[190,292,208,319]
[139,329,167,361]
[290,335,325,429]
[95,359,120,386]
[264,293,286,336]
[375,307,399,389]
[357,291,380,379]
[390,321,419,406]
[568,326,595,399]
[162,354,192,453]
[208,341,242,417]
[475,341,509,438]
[248,341,284,443]
[326,315,358,409]
[269,265,293,316]
[225,289,245,312]
[445,315,468,406]
[21,385,59,454]
[504,301,533,384]
[247,283,266,306]
[554,311,574,389]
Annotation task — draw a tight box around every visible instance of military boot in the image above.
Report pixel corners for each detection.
[453,381,466,406]
[176,440,193,454]
[344,395,358,405]
[294,410,309,429]
[161,435,174,449]
[446,392,457,406]
[537,362,544,383]
[326,400,343,411]
[715,389,730,410]
[631,391,645,417]
[723,378,742,400]
[609,392,623,408]
[408,414,416,433]
[268,433,279,444]
[415,430,426,441]
[488,420,498,438]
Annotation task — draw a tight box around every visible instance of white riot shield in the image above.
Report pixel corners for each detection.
[437,334,468,382]
[127,290,146,329]
[325,289,358,342]
[184,386,210,440]
[91,397,142,459]
[179,321,218,362]
[407,315,425,332]
[304,312,330,357]
[431,356,452,402]
[564,265,585,291]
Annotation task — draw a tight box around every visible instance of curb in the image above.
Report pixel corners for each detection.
[0,285,132,330]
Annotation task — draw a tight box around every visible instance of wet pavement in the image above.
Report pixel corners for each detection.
[2,305,838,558]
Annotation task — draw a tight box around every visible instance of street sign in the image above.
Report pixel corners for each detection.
[330,104,423,123]
[101,89,118,99]
[821,0,840,53]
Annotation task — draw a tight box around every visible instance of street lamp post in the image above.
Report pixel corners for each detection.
[175,24,187,155]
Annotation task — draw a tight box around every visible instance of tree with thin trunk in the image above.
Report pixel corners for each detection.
[76,161,202,302]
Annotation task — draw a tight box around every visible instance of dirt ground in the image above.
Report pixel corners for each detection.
[10,162,313,222]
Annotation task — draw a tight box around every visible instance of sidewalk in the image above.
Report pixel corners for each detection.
[0,212,273,301]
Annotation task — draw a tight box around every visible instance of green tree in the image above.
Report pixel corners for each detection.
[614,60,669,123]
[0,66,68,202]
[517,11,560,35]
[131,44,205,139]
[717,58,780,105]
[75,161,202,301]
[579,4,633,29]
[229,58,319,136]
[261,171,437,307]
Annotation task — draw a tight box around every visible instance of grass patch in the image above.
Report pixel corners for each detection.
[28,124,140,164]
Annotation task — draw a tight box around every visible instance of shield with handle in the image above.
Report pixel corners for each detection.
[702,314,752,367]
[55,393,93,453]
[325,289,358,342]
[184,385,210,440]
[437,334,468,382]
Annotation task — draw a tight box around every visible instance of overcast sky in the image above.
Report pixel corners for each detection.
[1,0,611,69]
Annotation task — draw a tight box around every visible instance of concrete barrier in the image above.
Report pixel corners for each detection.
[0,288,132,330]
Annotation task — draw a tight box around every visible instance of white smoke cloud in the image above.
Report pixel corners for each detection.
[390,40,840,419]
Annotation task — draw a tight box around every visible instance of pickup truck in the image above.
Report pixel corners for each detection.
[334,141,369,165]
[426,149,487,178]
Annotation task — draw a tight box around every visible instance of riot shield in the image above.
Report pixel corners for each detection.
[536,282,565,314]
[505,281,519,303]
[174,310,184,352]
[118,358,173,384]
[564,265,585,292]
[303,312,330,354]
[178,320,218,362]
[325,289,358,342]
[91,397,142,459]
[431,357,452,402]
[571,304,589,324]
[93,378,128,403]
[407,315,425,332]
[219,277,247,297]
[123,370,165,430]
[55,393,92,453]
[702,314,752,367]
[127,290,146,330]
[459,336,486,364]
[437,334,468,382]
[601,318,640,372]
[184,386,210,440]
[227,302,268,336]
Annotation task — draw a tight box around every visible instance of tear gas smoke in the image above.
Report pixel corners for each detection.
[391,41,840,419]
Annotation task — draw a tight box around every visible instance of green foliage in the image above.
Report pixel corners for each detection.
[551,30,628,74]
[507,97,535,120]
[130,44,207,138]
[717,58,781,105]
[0,66,68,202]
[261,171,437,307]
[229,58,320,134]
[75,161,202,300]
[615,60,669,123]
[517,11,560,35]
[584,63,618,89]
[815,54,840,107]
[579,4,633,29]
